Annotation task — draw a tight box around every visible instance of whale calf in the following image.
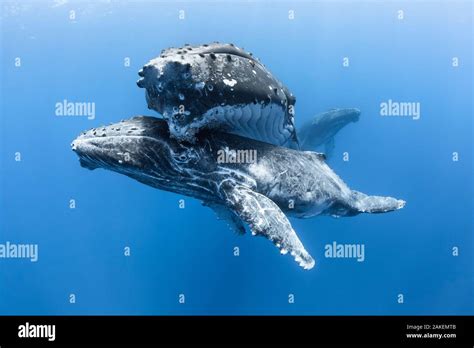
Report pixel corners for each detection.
[72,116,405,270]
[299,108,361,156]
[137,42,298,147]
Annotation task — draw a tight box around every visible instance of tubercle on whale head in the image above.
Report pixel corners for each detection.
[137,58,196,117]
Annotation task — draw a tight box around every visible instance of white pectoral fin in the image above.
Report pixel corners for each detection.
[224,185,315,270]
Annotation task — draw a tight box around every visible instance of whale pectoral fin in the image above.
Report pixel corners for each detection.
[224,186,315,270]
[204,202,246,235]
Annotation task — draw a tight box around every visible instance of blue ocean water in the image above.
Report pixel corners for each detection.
[0,0,472,315]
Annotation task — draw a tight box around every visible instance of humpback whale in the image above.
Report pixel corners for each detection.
[136,42,298,147]
[72,116,405,270]
[299,108,361,156]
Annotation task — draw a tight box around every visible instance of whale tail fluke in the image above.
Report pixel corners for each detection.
[351,190,406,214]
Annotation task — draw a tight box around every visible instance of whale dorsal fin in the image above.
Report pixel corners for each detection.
[221,185,315,270]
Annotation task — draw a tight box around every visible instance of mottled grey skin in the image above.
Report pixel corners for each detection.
[137,42,298,147]
[72,116,405,270]
[299,108,361,156]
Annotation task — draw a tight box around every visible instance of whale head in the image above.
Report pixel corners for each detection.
[71,116,216,196]
[136,42,298,146]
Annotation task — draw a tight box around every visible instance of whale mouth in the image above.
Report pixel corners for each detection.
[71,137,106,170]
[79,156,100,170]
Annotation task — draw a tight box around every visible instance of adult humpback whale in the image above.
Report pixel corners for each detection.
[137,42,298,147]
[72,116,405,270]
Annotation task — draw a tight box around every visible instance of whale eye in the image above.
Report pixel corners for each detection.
[173,151,189,163]
[174,148,199,163]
